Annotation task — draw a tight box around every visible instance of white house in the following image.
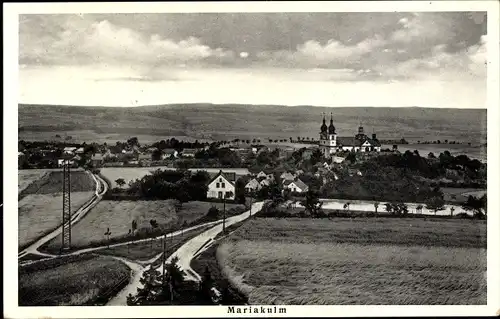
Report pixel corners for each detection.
[162,149,179,159]
[75,147,85,154]
[256,171,268,179]
[280,172,296,181]
[259,178,271,187]
[332,156,345,164]
[63,146,77,155]
[245,178,261,193]
[58,158,75,167]
[207,170,236,200]
[283,179,309,193]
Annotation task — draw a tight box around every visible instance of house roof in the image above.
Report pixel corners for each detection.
[337,136,381,147]
[138,154,151,160]
[291,179,308,191]
[63,147,77,151]
[182,148,199,153]
[208,170,236,186]
[283,180,294,186]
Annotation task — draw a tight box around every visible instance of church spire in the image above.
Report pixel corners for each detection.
[320,112,327,133]
[328,112,336,134]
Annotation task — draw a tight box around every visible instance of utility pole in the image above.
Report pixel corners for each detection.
[162,233,166,284]
[223,197,226,234]
[61,160,72,251]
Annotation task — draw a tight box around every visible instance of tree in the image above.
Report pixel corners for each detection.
[300,189,323,218]
[115,178,126,188]
[222,191,234,234]
[127,266,162,305]
[373,202,379,216]
[426,196,445,215]
[199,266,215,304]
[104,227,112,248]
[450,207,455,217]
[150,219,159,250]
[462,195,486,218]
[131,219,138,234]
[343,202,351,212]
[416,204,423,214]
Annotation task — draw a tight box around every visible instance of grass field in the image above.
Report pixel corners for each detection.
[18,169,52,194]
[18,191,94,249]
[19,254,130,306]
[21,170,95,195]
[216,218,486,305]
[101,167,249,188]
[441,187,487,203]
[100,224,213,261]
[43,200,244,250]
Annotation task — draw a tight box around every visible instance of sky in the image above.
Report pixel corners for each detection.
[18,12,487,108]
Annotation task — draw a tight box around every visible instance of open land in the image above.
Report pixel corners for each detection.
[18,254,130,306]
[43,200,245,251]
[101,167,249,188]
[20,170,95,196]
[19,104,486,148]
[18,192,94,249]
[18,169,52,194]
[215,218,486,305]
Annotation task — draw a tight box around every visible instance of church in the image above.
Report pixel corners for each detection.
[318,113,382,157]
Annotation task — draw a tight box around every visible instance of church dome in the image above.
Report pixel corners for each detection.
[320,115,327,133]
[328,114,335,134]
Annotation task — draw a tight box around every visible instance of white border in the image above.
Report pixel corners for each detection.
[4,1,500,318]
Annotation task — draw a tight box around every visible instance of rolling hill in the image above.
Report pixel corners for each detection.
[18,104,487,145]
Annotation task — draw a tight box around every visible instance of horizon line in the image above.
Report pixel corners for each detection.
[18,102,487,110]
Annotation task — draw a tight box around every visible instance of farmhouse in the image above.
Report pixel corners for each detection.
[63,146,77,155]
[75,147,85,154]
[280,172,295,181]
[207,170,236,200]
[162,148,179,159]
[319,113,382,157]
[283,179,309,193]
[245,178,261,192]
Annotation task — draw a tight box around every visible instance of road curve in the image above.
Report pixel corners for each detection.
[107,201,264,306]
[18,171,108,259]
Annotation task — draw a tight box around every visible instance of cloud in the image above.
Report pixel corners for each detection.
[19,16,235,68]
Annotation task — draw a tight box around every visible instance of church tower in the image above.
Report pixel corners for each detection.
[328,113,337,146]
[319,112,337,157]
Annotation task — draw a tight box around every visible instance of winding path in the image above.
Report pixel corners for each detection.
[106,201,265,305]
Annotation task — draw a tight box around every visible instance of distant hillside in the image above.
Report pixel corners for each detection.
[18,103,487,144]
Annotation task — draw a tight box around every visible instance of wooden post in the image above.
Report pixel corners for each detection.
[162,233,166,284]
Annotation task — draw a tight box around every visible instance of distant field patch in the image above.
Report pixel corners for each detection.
[43,200,244,250]
[18,191,94,249]
[101,167,249,188]
[217,218,486,305]
[19,254,130,306]
[21,170,95,195]
[442,187,487,203]
[18,169,51,194]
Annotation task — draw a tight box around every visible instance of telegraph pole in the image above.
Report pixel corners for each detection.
[162,233,166,284]
[61,159,72,251]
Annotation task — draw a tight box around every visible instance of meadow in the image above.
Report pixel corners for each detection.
[18,191,94,249]
[18,169,52,194]
[20,170,95,196]
[216,218,486,305]
[18,254,130,306]
[43,200,244,251]
[101,167,249,188]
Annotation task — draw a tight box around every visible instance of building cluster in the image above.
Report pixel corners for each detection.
[318,113,382,158]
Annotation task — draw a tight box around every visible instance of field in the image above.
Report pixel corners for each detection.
[19,254,130,306]
[100,224,213,261]
[18,169,52,194]
[391,143,487,162]
[441,187,487,203]
[18,192,94,249]
[21,170,95,195]
[43,200,245,250]
[101,167,250,188]
[216,218,486,305]
[19,104,486,148]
